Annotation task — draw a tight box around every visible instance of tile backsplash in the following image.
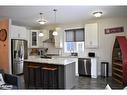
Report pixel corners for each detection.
[28,43,61,56]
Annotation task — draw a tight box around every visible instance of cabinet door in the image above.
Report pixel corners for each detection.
[85,23,98,48]
[54,28,63,48]
[91,58,98,78]
[10,25,20,39]
[66,30,74,42]
[41,29,49,41]
[18,26,27,40]
[30,30,39,48]
[38,29,49,47]
[10,25,27,40]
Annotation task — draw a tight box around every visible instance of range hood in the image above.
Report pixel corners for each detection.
[43,30,55,43]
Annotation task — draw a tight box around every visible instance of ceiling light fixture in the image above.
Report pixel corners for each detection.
[52,9,58,36]
[93,12,103,17]
[37,13,47,25]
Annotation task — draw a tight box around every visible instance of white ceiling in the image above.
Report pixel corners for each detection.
[0,6,127,28]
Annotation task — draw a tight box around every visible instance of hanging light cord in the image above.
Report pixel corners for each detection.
[52,9,58,36]
[40,13,43,20]
[53,9,57,25]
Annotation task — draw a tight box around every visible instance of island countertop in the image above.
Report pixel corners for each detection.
[24,56,76,65]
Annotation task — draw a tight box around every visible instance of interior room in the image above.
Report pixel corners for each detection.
[0,6,127,90]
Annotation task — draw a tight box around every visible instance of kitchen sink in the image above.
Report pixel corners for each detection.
[40,56,52,59]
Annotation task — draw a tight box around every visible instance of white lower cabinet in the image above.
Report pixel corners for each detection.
[91,58,98,78]
[71,58,78,76]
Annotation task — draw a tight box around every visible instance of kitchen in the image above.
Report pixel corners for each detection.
[0,6,127,89]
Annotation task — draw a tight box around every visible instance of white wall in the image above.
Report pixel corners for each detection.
[60,17,127,76]
[43,43,60,54]
[41,17,127,76]
[90,17,127,76]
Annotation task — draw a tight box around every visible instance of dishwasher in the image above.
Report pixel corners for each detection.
[78,58,91,76]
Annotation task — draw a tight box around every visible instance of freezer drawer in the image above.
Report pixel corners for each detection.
[13,60,23,75]
[78,58,91,76]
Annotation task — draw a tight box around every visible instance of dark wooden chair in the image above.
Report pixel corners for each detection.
[41,67,58,89]
[27,65,41,89]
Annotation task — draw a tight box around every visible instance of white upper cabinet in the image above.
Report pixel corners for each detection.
[85,23,98,48]
[41,29,49,41]
[30,30,39,48]
[38,29,49,47]
[54,28,63,48]
[10,25,27,40]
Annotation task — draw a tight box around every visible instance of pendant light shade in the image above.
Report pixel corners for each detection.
[39,32,44,37]
[52,31,58,36]
[37,13,47,25]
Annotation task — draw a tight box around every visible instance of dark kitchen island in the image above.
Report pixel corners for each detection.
[24,57,76,89]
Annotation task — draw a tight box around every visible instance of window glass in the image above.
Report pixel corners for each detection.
[64,28,84,53]
[76,42,84,53]
[64,42,84,53]
[66,31,74,42]
[32,32,37,46]
[75,30,84,41]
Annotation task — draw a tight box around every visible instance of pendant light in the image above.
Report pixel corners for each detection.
[39,32,44,37]
[52,9,58,36]
[37,13,47,25]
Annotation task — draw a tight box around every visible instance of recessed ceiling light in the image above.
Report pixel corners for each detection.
[93,12,103,17]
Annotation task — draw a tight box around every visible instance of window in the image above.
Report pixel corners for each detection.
[64,28,84,53]
[32,32,37,46]
[66,30,74,42]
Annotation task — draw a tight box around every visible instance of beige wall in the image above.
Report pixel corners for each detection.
[0,19,10,73]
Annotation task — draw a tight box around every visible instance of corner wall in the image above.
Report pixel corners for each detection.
[0,19,10,73]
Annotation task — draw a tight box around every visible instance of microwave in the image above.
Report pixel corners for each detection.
[88,52,95,57]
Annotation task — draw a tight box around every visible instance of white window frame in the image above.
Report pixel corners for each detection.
[64,41,84,53]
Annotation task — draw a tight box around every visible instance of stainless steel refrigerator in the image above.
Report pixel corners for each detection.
[11,39,28,75]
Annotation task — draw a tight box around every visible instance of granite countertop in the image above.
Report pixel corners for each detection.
[24,56,76,65]
[52,55,78,58]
